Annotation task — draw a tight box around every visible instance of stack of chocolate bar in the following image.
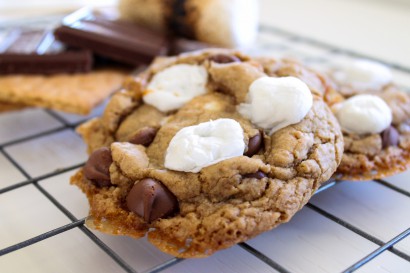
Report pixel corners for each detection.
[1,8,212,75]
[0,8,212,114]
[0,28,92,75]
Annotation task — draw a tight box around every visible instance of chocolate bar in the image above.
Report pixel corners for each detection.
[0,29,92,75]
[54,9,169,66]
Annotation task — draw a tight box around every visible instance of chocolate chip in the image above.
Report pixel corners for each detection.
[243,171,267,179]
[83,147,113,187]
[381,126,399,149]
[245,131,263,157]
[126,178,178,223]
[128,127,158,146]
[208,54,241,64]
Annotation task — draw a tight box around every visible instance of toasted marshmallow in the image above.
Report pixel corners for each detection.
[331,59,392,92]
[238,76,312,135]
[119,0,259,48]
[335,94,392,134]
[143,64,208,112]
[196,0,259,48]
[164,119,245,173]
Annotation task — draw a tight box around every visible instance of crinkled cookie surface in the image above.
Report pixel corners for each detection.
[71,49,343,257]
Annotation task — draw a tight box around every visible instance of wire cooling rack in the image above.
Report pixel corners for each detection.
[0,16,410,273]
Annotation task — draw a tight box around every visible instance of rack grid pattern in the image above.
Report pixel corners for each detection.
[0,16,409,273]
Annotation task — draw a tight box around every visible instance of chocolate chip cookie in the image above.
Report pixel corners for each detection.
[71,49,343,257]
[326,59,410,180]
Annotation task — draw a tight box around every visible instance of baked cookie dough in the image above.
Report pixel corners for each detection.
[327,59,410,180]
[71,49,343,257]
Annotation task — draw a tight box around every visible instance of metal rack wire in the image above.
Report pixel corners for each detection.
[0,18,409,273]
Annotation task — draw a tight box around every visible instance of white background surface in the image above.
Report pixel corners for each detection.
[0,0,410,272]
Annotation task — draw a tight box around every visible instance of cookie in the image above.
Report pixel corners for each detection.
[71,49,343,257]
[0,69,127,115]
[326,59,410,180]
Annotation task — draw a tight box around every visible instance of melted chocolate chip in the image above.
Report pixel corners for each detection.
[243,171,267,179]
[126,178,178,223]
[208,54,241,64]
[245,131,263,157]
[381,126,399,149]
[83,147,113,187]
[128,127,158,146]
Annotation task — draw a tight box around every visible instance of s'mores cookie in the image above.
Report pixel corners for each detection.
[71,49,343,257]
[327,59,410,180]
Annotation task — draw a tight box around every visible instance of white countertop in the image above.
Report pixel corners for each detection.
[0,1,409,272]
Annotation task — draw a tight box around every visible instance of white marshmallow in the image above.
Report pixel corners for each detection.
[335,94,392,134]
[331,59,392,92]
[164,119,245,173]
[238,76,313,135]
[143,64,208,112]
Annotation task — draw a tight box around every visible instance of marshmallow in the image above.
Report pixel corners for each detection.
[238,76,313,135]
[164,119,245,173]
[331,59,392,92]
[118,0,259,48]
[335,94,392,134]
[143,64,208,112]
